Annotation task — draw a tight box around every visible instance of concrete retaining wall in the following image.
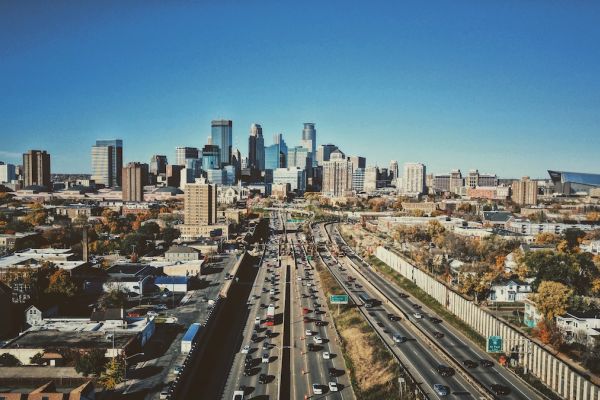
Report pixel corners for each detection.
[376,246,600,400]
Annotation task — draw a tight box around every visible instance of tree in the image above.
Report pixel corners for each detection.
[138,221,160,238]
[532,320,563,347]
[98,356,125,390]
[30,352,45,365]
[74,349,106,377]
[0,353,21,366]
[45,269,77,298]
[583,342,600,373]
[99,287,128,308]
[529,281,573,321]
[535,232,560,245]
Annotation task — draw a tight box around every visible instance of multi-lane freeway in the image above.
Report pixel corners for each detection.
[321,222,543,400]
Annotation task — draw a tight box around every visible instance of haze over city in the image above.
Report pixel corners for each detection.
[2,1,600,177]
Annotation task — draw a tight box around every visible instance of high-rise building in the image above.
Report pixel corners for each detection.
[23,150,51,189]
[211,120,233,167]
[316,144,338,166]
[265,134,288,170]
[466,169,498,188]
[301,123,317,167]
[512,177,538,205]
[184,178,217,226]
[352,168,365,192]
[0,163,16,183]
[122,162,148,202]
[175,147,199,166]
[402,162,426,195]
[348,156,366,171]
[248,123,265,172]
[201,144,221,170]
[364,166,379,193]
[450,169,463,193]
[433,174,450,192]
[166,164,184,187]
[149,155,168,175]
[231,148,241,183]
[322,150,352,197]
[389,160,399,181]
[91,140,123,187]
[287,146,310,171]
[273,167,306,193]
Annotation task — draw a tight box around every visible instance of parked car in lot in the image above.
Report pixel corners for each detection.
[258,373,268,384]
[262,353,269,363]
[232,390,244,400]
[241,345,250,354]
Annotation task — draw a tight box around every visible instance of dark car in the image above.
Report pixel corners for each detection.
[243,368,252,376]
[387,313,400,321]
[480,359,494,368]
[258,373,268,384]
[411,303,422,309]
[463,359,478,368]
[265,329,273,338]
[432,331,444,339]
[376,321,384,328]
[314,320,326,326]
[328,367,339,377]
[430,317,442,324]
[491,384,510,395]
[307,343,315,351]
[398,292,409,298]
[436,365,455,377]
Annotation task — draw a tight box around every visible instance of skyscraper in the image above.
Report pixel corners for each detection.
[512,177,538,205]
[122,162,148,202]
[316,144,338,166]
[389,160,399,181]
[149,155,168,175]
[211,120,233,167]
[184,178,217,226]
[364,166,379,193]
[402,162,426,195]
[348,156,366,171]
[201,144,221,170]
[91,139,123,187]
[248,123,265,172]
[0,163,16,184]
[265,134,288,171]
[322,150,352,197]
[287,146,310,171]
[23,150,51,189]
[175,147,199,166]
[301,123,317,167]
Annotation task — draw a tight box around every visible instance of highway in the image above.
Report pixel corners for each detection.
[289,234,354,400]
[325,223,543,400]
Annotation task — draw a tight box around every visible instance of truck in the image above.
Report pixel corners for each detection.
[181,323,202,354]
[266,304,275,326]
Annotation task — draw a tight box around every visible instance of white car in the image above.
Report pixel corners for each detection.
[241,345,250,354]
[313,336,323,344]
[233,390,245,400]
[307,282,312,287]
[270,289,275,295]
[255,317,261,325]
[147,311,159,317]
[323,352,331,359]
[413,312,423,319]
[312,383,323,395]
[297,277,302,281]
[305,329,313,336]
[262,353,269,363]
[328,381,339,392]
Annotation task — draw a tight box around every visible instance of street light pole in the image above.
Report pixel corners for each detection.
[123,352,144,394]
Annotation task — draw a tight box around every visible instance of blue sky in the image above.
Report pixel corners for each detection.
[1,1,599,178]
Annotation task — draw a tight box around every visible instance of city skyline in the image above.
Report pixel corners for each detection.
[2,2,600,177]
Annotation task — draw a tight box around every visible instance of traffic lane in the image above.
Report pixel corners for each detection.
[352,256,535,400]
[291,264,311,400]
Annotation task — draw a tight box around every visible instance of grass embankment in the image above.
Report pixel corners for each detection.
[366,255,486,349]
[315,258,412,400]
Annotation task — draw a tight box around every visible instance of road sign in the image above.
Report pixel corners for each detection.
[330,294,349,304]
[487,335,503,353]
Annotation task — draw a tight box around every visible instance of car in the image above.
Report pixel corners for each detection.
[154,304,168,311]
[328,367,338,377]
[305,329,313,336]
[260,303,267,309]
[147,311,159,317]
[491,384,510,395]
[312,383,323,395]
[243,367,252,376]
[430,317,442,324]
[160,392,169,399]
[255,317,261,325]
[262,341,270,350]
[463,359,478,368]
[436,365,455,377]
[315,320,326,326]
[480,359,494,368]
[173,365,184,375]
[265,329,273,338]
[251,333,258,342]
[258,373,268,384]
[411,303,422,309]
[297,277,303,281]
[307,343,315,351]
[393,334,407,343]
[323,351,331,359]
[398,292,409,298]
[313,336,323,344]
[432,331,444,339]
[328,381,339,392]
[232,390,244,400]
[304,317,311,323]
[262,353,269,363]
[433,383,448,396]
[387,313,400,321]
[413,312,423,319]
[376,320,384,328]
[241,345,250,354]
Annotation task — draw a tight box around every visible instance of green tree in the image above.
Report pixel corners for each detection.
[74,349,106,377]
[583,342,600,374]
[0,353,21,366]
[99,287,128,308]
[30,352,45,365]
[161,227,180,245]
[138,221,160,238]
[98,356,125,390]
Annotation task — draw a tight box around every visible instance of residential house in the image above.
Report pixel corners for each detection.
[488,278,532,303]
[25,304,59,327]
[164,245,201,262]
[523,297,543,328]
[556,310,600,346]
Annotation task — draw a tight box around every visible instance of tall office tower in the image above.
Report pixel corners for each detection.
[512,177,538,205]
[402,162,426,195]
[287,146,310,171]
[211,120,233,167]
[449,169,463,193]
[248,123,265,172]
[166,164,184,187]
[265,134,288,170]
[301,123,317,167]
[122,162,148,202]
[23,150,51,189]
[389,160,399,181]
[0,163,16,183]
[316,144,339,166]
[91,139,123,187]
[352,168,365,192]
[322,150,352,197]
[201,144,221,170]
[149,155,168,175]
[184,178,217,225]
[364,166,379,193]
[348,156,366,171]
[175,147,199,166]
[231,148,241,183]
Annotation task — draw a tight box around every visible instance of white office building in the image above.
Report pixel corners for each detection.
[273,167,306,193]
[402,162,426,195]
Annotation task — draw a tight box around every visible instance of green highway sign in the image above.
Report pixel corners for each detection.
[487,335,503,353]
[330,294,349,304]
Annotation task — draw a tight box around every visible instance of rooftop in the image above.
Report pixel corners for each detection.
[165,245,200,254]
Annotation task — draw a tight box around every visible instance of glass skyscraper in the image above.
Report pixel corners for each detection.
[91,139,123,187]
[301,123,317,167]
[211,120,233,167]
